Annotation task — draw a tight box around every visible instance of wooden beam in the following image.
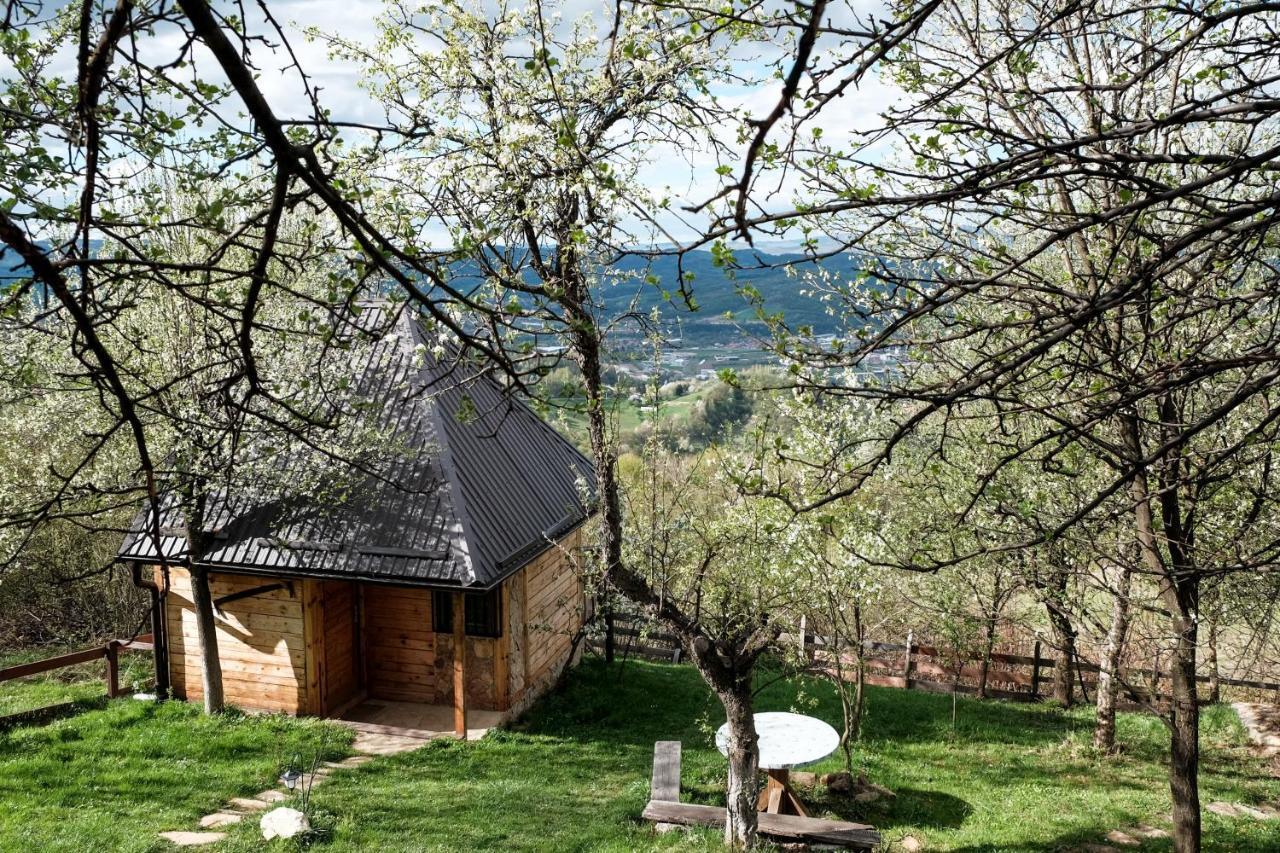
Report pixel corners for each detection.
[213,581,292,614]
[494,582,511,711]
[640,801,881,849]
[0,647,104,682]
[452,590,466,739]
[302,580,326,716]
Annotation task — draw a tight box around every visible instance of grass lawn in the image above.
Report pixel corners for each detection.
[0,699,352,852]
[223,659,1279,852]
[2,657,1279,851]
[543,382,725,447]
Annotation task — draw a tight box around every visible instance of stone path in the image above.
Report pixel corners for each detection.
[1233,702,1280,755]
[1068,823,1171,852]
[349,728,443,755]
[1206,800,1279,820]
[1071,702,1280,851]
[156,755,373,847]
[1078,798,1280,852]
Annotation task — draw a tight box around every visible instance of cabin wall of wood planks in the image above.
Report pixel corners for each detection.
[158,566,311,713]
[507,526,586,712]
[154,524,587,718]
[362,585,436,704]
[320,580,359,711]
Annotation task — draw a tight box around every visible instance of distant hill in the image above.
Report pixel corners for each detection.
[2,243,867,345]
[0,245,31,281]
[601,249,866,341]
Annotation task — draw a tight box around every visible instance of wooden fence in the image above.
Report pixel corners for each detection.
[591,618,1280,705]
[0,635,154,727]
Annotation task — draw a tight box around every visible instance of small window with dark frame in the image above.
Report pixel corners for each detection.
[432,589,501,638]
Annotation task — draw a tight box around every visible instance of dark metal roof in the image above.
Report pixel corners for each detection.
[117,306,596,589]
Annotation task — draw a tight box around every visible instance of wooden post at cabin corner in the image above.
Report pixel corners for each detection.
[453,591,467,740]
[105,640,120,698]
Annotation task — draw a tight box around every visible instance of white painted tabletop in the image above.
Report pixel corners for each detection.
[715,712,840,770]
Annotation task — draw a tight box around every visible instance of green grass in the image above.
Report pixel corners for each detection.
[0,699,352,852]
[2,658,1278,851]
[543,382,724,446]
[0,645,154,716]
[227,659,1280,852]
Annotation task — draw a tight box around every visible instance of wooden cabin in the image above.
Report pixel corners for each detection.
[118,307,595,735]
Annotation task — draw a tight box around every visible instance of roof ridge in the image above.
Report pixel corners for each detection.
[398,310,480,586]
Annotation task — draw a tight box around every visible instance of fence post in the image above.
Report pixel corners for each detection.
[105,641,120,699]
[1031,640,1042,700]
[902,630,914,688]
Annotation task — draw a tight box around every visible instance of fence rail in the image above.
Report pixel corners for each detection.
[591,617,1280,705]
[0,635,154,727]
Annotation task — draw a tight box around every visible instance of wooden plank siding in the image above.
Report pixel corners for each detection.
[362,586,437,704]
[154,523,588,718]
[508,527,586,711]
[321,581,359,711]
[160,567,309,713]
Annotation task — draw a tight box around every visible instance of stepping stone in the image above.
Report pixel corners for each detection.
[199,813,242,828]
[790,771,817,787]
[157,831,227,846]
[255,789,288,803]
[352,731,431,755]
[339,755,373,767]
[1207,801,1242,817]
[1236,803,1278,820]
[228,796,270,811]
[1131,825,1170,839]
[1104,830,1139,847]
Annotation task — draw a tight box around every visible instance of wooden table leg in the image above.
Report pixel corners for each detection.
[758,769,809,817]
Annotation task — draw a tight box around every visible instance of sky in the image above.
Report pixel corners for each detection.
[245,0,901,246]
[12,0,901,249]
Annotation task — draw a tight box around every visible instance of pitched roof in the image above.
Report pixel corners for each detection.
[117,306,596,589]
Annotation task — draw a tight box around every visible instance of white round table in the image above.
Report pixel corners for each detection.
[715,712,840,816]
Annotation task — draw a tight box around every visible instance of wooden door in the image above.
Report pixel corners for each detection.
[362,585,435,702]
[321,580,359,712]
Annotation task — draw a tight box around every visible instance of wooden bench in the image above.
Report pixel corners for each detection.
[644,741,882,850]
[643,800,882,849]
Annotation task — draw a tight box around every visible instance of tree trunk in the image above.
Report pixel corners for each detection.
[1126,411,1201,853]
[1205,613,1220,704]
[1035,558,1077,708]
[978,614,997,699]
[719,680,760,848]
[1094,564,1132,753]
[834,604,866,770]
[181,484,223,715]
[603,597,616,664]
[1167,597,1201,853]
[188,564,224,714]
[1048,611,1077,708]
[560,245,626,660]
